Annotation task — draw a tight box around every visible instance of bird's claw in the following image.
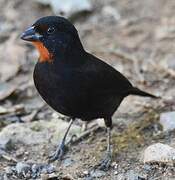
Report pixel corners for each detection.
[48,142,67,162]
[93,152,112,171]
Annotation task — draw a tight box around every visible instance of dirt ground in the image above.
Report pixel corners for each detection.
[0,0,175,179]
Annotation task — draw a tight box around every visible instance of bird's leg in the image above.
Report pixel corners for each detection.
[96,127,112,171]
[49,118,74,162]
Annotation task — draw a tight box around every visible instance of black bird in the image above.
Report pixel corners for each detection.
[21,16,157,170]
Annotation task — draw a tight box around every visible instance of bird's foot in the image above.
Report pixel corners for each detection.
[48,142,67,162]
[93,151,112,171]
[97,152,112,171]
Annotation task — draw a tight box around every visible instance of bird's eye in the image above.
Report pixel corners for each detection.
[47,27,55,34]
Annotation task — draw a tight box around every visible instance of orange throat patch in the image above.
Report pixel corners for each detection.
[32,42,53,63]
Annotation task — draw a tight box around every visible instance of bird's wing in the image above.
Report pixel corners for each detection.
[79,53,133,96]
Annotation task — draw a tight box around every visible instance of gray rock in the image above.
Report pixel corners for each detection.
[5,166,13,175]
[16,162,31,175]
[62,158,74,167]
[0,82,16,101]
[143,164,152,172]
[90,169,106,178]
[37,0,92,18]
[116,171,146,180]
[142,143,175,165]
[160,111,175,132]
[0,137,13,151]
[126,170,144,180]
[0,118,81,147]
[8,162,56,179]
[31,164,55,178]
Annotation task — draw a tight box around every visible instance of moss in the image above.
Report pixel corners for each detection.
[81,109,160,161]
[112,109,159,155]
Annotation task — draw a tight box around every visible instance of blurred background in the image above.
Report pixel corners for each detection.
[0,0,175,179]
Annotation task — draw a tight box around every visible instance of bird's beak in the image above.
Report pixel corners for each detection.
[20,26,42,42]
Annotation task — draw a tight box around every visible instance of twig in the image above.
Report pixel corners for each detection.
[68,125,102,145]
[2,154,17,163]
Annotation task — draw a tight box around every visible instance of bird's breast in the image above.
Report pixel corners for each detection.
[33,62,88,116]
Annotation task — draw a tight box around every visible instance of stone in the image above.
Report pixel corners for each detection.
[0,118,81,147]
[142,143,175,165]
[96,118,105,127]
[90,169,106,178]
[7,162,56,179]
[31,164,55,178]
[5,166,13,175]
[16,162,31,175]
[0,82,16,101]
[62,158,74,167]
[160,111,175,132]
[36,0,92,18]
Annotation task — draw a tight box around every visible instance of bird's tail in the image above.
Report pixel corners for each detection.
[128,87,158,98]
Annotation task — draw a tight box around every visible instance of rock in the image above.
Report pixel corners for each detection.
[5,166,13,175]
[31,164,55,178]
[90,169,106,178]
[62,157,74,167]
[143,164,152,172]
[96,118,105,127]
[0,106,8,114]
[101,6,120,22]
[116,171,146,180]
[7,162,56,179]
[126,170,143,180]
[37,0,92,18]
[0,137,13,151]
[16,162,31,175]
[160,111,175,132]
[0,118,81,147]
[0,82,16,101]
[142,143,175,165]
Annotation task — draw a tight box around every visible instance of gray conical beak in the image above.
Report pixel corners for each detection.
[21,26,42,41]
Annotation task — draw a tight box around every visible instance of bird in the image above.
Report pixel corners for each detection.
[21,16,157,170]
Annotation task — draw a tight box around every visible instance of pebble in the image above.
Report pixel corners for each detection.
[83,170,89,176]
[90,169,106,178]
[160,111,175,132]
[142,143,175,165]
[63,158,74,167]
[36,0,92,18]
[32,163,55,177]
[5,162,56,179]
[5,166,13,175]
[143,164,152,172]
[16,162,31,175]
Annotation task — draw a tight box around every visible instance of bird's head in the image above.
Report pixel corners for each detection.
[21,16,82,63]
